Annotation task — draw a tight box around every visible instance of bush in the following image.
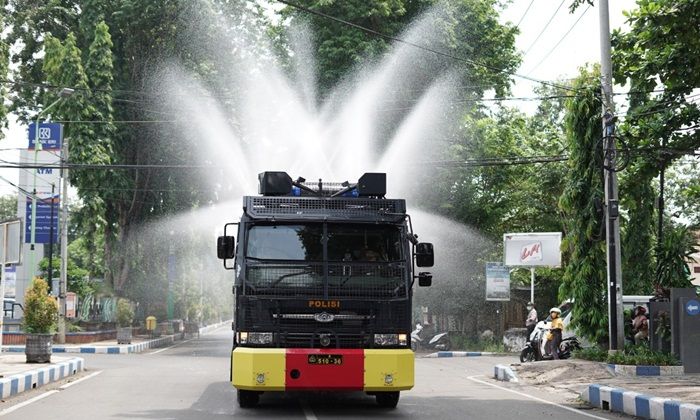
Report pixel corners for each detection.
[23,278,58,334]
[575,344,680,366]
[116,298,134,328]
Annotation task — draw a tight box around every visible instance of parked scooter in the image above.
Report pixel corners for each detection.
[410,323,451,351]
[519,320,580,362]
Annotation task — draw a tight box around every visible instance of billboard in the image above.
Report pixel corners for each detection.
[28,122,63,150]
[485,262,510,301]
[504,232,562,267]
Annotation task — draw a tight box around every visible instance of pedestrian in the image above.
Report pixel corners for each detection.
[546,307,564,359]
[632,306,649,345]
[525,302,537,340]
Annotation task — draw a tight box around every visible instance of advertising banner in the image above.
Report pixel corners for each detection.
[503,232,562,267]
[28,122,63,150]
[485,262,510,301]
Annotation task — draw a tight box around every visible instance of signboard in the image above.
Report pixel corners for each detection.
[28,122,63,150]
[3,266,16,298]
[504,232,562,267]
[486,262,510,301]
[24,196,59,244]
[66,292,77,318]
[687,299,700,316]
[0,219,22,264]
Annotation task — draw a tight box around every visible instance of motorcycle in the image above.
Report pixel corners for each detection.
[410,323,451,351]
[519,320,580,362]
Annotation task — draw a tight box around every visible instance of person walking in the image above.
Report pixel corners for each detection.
[525,302,538,340]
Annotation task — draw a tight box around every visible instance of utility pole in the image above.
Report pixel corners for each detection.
[58,140,69,344]
[599,0,625,351]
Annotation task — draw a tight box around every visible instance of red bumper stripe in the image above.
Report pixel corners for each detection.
[285,349,364,390]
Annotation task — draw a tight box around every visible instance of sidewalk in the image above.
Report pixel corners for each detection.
[510,359,700,419]
[0,354,85,398]
[0,320,231,355]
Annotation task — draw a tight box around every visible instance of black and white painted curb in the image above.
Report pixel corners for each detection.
[0,357,84,398]
[583,384,700,419]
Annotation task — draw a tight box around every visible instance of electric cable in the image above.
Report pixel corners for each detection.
[522,0,566,56]
[516,0,536,28]
[526,5,591,76]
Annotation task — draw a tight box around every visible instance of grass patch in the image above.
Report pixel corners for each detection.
[574,344,680,366]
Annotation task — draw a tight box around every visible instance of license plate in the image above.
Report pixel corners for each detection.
[307,354,343,365]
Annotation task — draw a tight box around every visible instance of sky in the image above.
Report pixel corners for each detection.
[0,0,639,190]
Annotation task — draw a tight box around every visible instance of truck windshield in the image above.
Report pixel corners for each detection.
[246,224,403,262]
[244,223,406,297]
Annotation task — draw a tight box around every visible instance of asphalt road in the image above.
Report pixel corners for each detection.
[0,329,627,419]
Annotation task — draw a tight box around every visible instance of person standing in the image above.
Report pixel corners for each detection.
[546,307,564,359]
[632,306,649,344]
[525,302,538,340]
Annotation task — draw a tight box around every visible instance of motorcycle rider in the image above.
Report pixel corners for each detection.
[525,302,538,340]
[545,307,564,359]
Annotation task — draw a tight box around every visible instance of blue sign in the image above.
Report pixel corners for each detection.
[24,197,60,244]
[686,299,700,316]
[28,123,63,150]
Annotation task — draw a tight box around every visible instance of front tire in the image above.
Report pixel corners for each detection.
[375,391,400,408]
[237,390,259,408]
[520,347,535,363]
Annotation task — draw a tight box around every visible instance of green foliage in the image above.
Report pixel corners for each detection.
[607,344,681,366]
[0,0,8,139]
[655,224,697,290]
[38,256,95,300]
[0,194,17,221]
[558,66,608,344]
[575,344,680,366]
[282,0,520,96]
[23,278,58,334]
[573,346,608,362]
[116,298,134,327]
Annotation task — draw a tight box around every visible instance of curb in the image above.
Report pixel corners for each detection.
[198,320,230,335]
[423,351,505,358]
[494,364,519,382]
[605,363,685,377]
[2,335,176,355]
[582,384,700,419]
[0,357,85,399]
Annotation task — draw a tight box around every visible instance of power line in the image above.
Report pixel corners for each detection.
[526,5,591,76]
[516,0,536,28]
[522,0,566,56]
[275,0,577,93]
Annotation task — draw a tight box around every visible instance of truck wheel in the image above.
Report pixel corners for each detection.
[375,391,400,409]
[237,390,259,408]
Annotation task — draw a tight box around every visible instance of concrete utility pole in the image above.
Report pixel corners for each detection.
[58,139,70,344]
[599,0,625,351]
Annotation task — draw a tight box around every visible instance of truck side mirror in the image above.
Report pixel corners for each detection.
[217,236,235,259]
[415,242,434,267]
[418,272,432,287]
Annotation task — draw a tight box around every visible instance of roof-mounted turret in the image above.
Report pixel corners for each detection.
[258,172,386,199]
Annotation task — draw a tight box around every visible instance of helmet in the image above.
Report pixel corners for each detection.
[549,307,561,314]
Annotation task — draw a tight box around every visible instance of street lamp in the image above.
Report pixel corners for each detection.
[29,88,74,285]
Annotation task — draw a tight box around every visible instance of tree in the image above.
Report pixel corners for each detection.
[612,0,700,291]
[0,0,8,139]
[0,194,17,221]
[558,66,608,344]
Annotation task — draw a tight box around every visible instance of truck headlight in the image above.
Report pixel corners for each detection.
[374,333,406,346]
[239,332,273,345]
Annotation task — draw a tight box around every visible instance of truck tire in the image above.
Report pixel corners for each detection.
[375,391,400,408]
[237,390,259,408]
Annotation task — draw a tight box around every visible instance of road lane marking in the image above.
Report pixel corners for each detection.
[300,400,318,420]
[147,338,194,355]
[0,390,59,416]
[59,370,103,390]
[467,375,609,420]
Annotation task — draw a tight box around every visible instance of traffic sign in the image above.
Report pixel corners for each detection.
[687,299,700,316]
[28,122,63,150]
